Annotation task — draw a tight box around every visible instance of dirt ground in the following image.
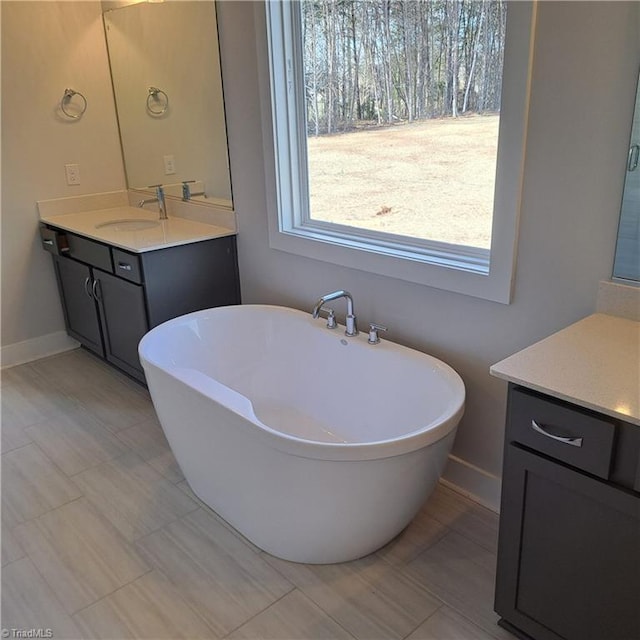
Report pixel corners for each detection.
[307,114,499,249]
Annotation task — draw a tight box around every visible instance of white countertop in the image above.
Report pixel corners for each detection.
[491,313,640,426]
[40,206,236,253]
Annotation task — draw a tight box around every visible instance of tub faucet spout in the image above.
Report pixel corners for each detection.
[312,290,358,336]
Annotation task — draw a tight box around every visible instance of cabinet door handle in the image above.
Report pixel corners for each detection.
[84,277,93,299]
[117,262,132,272]
[531,420,583,448]
[92,279,101,301]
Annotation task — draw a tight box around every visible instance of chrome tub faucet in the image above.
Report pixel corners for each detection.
[312,290,358,336]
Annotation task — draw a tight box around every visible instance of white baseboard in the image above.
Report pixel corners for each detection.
[1,332,79,369]
[441,454,502,513]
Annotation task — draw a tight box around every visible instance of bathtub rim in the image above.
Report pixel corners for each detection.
[139,304,465,462]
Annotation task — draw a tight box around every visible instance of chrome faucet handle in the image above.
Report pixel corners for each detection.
[318,307,337,329]
[368,323,388,345]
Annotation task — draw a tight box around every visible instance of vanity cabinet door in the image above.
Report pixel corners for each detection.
[92,269,148,382]
[53,256,104,357]
[495,443,640,640]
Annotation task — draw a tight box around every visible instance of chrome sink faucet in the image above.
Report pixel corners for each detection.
[182,180,206,201]
[312,290,358,336]
[138,184,167,220]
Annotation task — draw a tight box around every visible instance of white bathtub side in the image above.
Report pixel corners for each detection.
[145,361,456,563]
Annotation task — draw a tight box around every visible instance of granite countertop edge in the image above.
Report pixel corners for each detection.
[491,313,640,426]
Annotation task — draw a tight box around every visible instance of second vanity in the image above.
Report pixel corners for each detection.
[39,201,241,382]
[491,313,640,640]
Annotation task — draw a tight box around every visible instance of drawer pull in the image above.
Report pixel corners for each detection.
[43,239,54,246]
[118,262,133,271]
[531,420,583,448]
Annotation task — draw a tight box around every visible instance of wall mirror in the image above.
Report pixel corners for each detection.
[103,0,233,208]
[613,70,640,282]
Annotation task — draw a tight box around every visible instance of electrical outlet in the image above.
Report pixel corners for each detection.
[163,154,176,175]
[65,163,80,185]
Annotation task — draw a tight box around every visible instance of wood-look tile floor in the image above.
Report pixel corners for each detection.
[1,349,514,640]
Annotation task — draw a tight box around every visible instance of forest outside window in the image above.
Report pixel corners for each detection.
[265,1,535,303]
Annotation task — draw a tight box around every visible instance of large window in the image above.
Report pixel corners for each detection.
[264,1,535,303]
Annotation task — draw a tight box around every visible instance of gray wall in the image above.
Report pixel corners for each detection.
[1,2,125,350]
[217,1,640,503]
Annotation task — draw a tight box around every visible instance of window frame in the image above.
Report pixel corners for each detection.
[262,1,536,304]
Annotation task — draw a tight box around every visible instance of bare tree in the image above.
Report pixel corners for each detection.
[301,0,506,134]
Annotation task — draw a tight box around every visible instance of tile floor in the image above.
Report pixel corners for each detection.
[2,348,514,640]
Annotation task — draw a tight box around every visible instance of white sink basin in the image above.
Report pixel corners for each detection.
[95,218,160,232]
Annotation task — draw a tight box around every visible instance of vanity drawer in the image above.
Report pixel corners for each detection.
[39,224,69,255]
[508,387,616,479]
[112,248,142,284]
[66,233,112,272]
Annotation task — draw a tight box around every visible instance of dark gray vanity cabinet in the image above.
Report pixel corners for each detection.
[43,225,240,382]
[495,385,640,640]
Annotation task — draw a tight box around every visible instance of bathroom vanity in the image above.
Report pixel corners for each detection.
[40,205,240,383]
[491,314,639,640]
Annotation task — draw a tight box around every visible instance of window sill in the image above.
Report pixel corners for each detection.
[267,214,515,304]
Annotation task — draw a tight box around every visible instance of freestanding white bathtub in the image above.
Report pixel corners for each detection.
[139,305,465,563]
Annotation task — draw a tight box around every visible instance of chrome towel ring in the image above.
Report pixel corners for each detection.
[61,88,87,119]
[147,86,169,116]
